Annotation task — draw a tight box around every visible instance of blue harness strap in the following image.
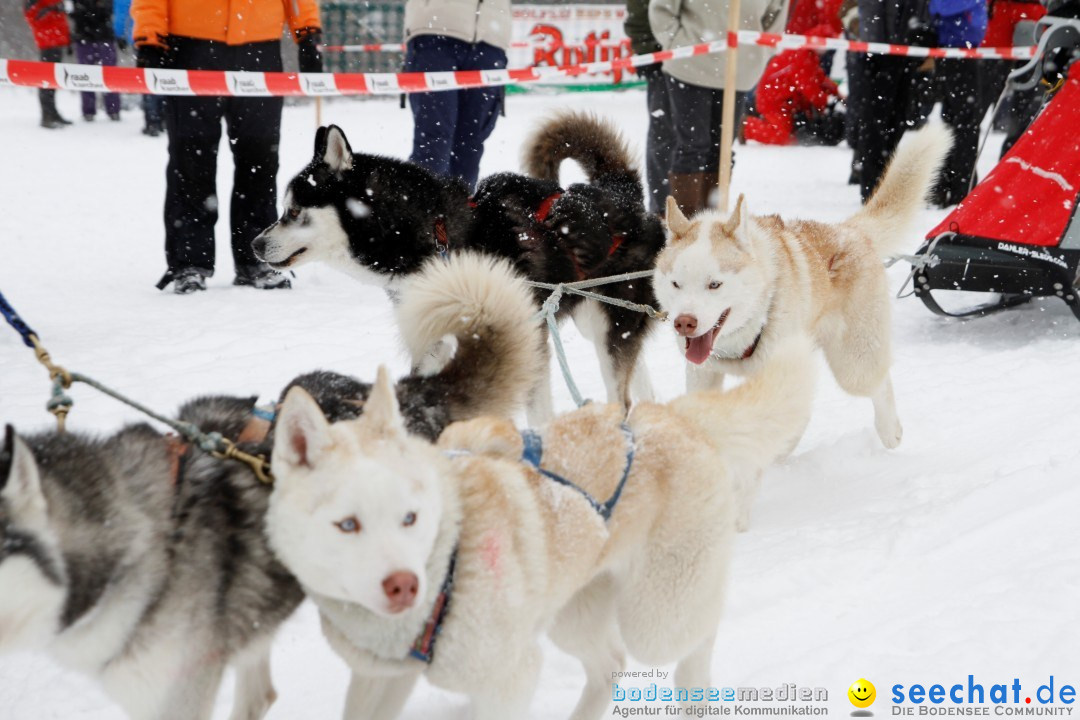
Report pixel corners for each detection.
[414,424,635,663]
[520,423,636,522]
[0,289,38,348]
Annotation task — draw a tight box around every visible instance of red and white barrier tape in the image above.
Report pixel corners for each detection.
[321,39,627,52]
[0,32,1035,97]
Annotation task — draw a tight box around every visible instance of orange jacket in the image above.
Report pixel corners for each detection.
[131,0,320,48]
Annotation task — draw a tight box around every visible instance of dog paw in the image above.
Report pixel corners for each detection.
[876,417,903,449]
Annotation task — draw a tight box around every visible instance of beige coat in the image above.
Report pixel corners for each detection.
[648,0,788,90]
[404,0,512,50]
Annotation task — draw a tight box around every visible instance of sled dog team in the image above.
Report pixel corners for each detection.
[0,114,951,720]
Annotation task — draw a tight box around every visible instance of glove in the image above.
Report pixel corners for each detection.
[297,28,323,73]
[136,44,167,69]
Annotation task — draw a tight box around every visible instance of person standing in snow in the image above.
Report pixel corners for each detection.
[402,0,511,192]
[131,0,323,294]
[853,0,932,202]
[24,0,72,129]
[649,0,788,216]
[926,0,988,206]
[71,0,122,122]
[113,0,164,135]
[626,0,676,214]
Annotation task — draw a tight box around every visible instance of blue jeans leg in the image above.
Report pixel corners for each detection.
[405,36,506,191]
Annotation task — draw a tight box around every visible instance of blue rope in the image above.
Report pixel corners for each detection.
[537,286,587,408]
[0,289,38,348]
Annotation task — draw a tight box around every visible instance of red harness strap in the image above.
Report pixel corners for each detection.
[741,332,763,360]
[165,434,188,487]
[433,217,449,256]
[534,192,563,223]
[608,234,626,258]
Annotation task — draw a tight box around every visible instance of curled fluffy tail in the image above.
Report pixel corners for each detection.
[847,124,953,259]
[523,111,640,189]
[396,252,545,422]
[667,336,817,481]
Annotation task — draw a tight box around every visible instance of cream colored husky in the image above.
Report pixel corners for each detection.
[266,338,815,720]
[654,125,952,450]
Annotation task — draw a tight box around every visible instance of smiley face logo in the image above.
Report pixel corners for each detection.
[849,679,876,709]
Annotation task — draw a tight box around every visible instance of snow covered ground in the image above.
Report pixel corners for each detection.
[1,86,1078,719]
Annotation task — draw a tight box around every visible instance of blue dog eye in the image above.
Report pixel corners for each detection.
[334,516,361,533]
[403,512,417,527]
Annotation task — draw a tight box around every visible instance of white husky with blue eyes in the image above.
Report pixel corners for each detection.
[654,125,953,452]
[265,330,816,720]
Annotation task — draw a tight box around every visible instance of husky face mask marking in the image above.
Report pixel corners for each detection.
[267,369,444,616]
[0,426,65,651]
[253,126,391,286]
[655,195,772,364]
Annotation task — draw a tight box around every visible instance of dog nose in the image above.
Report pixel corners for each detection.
[382,571,419,610]
[251,235,268,260]
[673,314,698,336]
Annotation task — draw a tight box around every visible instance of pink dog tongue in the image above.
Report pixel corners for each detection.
[685,327,719,365]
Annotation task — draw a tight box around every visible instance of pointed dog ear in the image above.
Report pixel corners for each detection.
[723,194,752,250]
[1,426,48,522]
[313,126,329,160]
[0,425,14,492]
[273,387,333,472]
[322,125,354,174]
[362,366,405,438]
[722,194,746,234]
[665,196,692,239]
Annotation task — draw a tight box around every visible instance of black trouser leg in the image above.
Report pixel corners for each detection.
[39,47,63,119]
[666,75,746,174]
[858,54,919,203]
[643,65,675,214]
[164,94,224,273]
[225,95,283,269]
[937,58,983,203]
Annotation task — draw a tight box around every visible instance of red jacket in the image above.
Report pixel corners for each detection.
[755,49,838,116]
[785,0,845,36]
[24,0,71,50]
[982,0,1045,47]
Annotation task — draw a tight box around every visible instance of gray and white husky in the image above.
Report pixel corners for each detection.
[0,252,544,720]
[0,400,300,720]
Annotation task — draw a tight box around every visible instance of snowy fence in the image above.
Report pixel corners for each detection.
[0,31,1035,97]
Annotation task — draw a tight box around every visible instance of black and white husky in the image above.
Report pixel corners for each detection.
[253,112,666,421]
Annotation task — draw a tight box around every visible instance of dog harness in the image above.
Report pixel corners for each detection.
[412,423,636,663]
[711,330,764,361]
[520,423,636,522]
[409,548,458,663]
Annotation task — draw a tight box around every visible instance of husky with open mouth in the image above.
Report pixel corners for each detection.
[252,113,666,422]
[653,125,952,450]
[265,335,815,720]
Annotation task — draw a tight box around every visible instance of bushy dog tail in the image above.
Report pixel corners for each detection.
[667,336,816,482]
[523,111,640,190]
[396,252,545,422]
[847,124,952,259]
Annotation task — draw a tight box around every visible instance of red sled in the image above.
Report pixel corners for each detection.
[911,59,1080,320]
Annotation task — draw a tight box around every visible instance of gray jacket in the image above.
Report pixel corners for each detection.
[649,0,788,90]
[404,0,512,50]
